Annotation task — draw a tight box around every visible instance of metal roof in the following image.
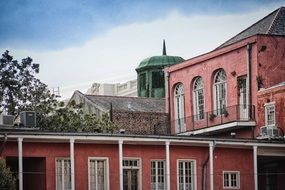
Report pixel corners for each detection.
[85,94,166,113]
[218,7,285,49]
[136,55,184,71]
[0,128,285,146]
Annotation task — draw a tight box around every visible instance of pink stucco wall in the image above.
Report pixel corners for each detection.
[165,35,285,136]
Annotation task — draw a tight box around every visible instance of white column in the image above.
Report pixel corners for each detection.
[253,146,258,190]
[119,140,123,190]
[18,138,23,190]
[165,141,170,190]
[209,143,214,190]
[70,139,75,190]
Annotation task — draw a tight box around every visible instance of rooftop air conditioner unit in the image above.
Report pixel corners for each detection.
[260,126,279,138]
[0,114,15,126]
[20,111,37,128]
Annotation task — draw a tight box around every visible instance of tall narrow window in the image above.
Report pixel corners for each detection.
[139,73,147,91]
[193,77,204,120]
[123,158,141,190]
[89,158,108,190]
[238,76,248,120]
[151,160,165,190]
[174,83,185,133]
[56,159,71,190]
[152,71,165,88]
[265,103,275,126]
[213,70,227,115]
[177,160,196,190]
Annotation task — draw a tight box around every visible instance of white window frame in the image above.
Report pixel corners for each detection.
[88,157,109,190]
[150,160,166,190]
[264,102,275,126]
[213,70,227,115]
[193,77,205,120]
[223,171,240,189]
[55,158,71,190]
[174,83,185,133]
[122,157,142,190]
[176,159,197,190]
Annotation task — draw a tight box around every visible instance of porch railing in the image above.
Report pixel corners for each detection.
[173,105,255,133]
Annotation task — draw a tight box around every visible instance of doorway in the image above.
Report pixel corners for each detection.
[238,76,248,120]
[123,159,140,190]
[6,156,46,190]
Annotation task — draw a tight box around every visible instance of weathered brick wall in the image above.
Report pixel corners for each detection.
[257,36,285,89]
[112,110,169,135]
[257,85,285,136]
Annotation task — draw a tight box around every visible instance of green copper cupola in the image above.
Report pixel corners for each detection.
[136,40,184,98]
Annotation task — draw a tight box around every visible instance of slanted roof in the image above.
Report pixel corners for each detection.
[85,94,166,113]
[218,7,285,49]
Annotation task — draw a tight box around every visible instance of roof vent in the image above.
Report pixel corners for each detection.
[119,129,125,134]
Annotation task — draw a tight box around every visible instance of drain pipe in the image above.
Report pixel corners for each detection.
[166,71,171,133]
[202,141,216,190]
[246,44,253,138]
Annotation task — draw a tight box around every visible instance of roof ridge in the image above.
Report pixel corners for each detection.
[267,7,283,34]
[86,94,165,100]
[217,7,280,49]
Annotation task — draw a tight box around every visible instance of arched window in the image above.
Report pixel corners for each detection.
[193,77,205,120]
[213,70,227,115]
[174,83,185,133]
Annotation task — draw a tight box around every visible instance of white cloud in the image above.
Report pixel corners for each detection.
[0,7,277,99]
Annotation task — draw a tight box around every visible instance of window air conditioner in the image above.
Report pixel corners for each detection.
[0,114,15,126]
[260,126,278,137]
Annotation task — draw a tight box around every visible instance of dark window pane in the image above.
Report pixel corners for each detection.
[152,71,164,88]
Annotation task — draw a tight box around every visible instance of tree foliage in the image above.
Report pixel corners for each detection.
[41,101,118,133]
[0,50,117,133]
[0,50,57,116]
[0,157,16,190]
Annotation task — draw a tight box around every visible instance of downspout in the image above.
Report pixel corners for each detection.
[202,141,216,190]
[246,44,253,138]
[166,71,171,134]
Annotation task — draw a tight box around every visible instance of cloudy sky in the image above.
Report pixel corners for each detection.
[0,0,284,99]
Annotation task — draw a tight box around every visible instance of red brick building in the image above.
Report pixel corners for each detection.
[1,131,285,190]
[165,7,285,138]
[257,82,285,138]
